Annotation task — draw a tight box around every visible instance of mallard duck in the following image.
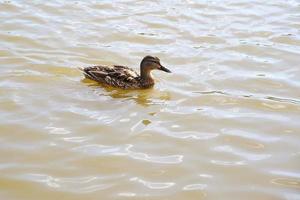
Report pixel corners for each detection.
[80,56,171,89]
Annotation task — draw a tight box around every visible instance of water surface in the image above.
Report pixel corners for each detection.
[1,1,300,200]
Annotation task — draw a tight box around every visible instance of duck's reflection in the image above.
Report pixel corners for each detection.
[81,78,171,107]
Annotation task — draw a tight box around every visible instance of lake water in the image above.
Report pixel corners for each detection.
[1,1,300,199]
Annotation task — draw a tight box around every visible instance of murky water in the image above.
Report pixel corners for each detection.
[1,1,300,199]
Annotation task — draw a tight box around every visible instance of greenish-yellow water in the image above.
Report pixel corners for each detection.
[1,1,300,199]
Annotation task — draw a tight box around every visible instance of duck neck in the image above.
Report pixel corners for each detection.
[140,66,154,88]
[140,67,154,82]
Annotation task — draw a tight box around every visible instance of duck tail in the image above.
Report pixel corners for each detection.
[78,67,96,80]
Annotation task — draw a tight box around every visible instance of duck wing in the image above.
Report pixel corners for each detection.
[81,65,140,89]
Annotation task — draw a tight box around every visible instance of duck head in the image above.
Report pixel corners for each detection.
[140,56,171,76]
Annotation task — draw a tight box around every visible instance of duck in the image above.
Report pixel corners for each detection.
[80,55,171,89]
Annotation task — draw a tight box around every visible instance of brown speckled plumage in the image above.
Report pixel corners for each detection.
[80,56,171,89]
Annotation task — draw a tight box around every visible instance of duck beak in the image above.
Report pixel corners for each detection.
[159,65,171,73]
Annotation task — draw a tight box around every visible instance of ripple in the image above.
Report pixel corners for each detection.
[266,96,300,105]
[270,170,300,179]
[166,131,219,140]
[21,174,60,188]
[213,145,271,161]
[118,192,137,197]
[72,144,125,156]
[183,183,207,191]
[130,177,175,189]
[62,136,89,143]
[151,125,220,141]
[67,105,120,124]
[221,128,280,143]
[45,125,70,135]
[211,160,246,166]
[72,144,183,164]
[128,150,183,164]
[20,173,121,193]
[271,178,300,189]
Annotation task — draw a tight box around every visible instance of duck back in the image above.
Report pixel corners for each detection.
[81,65,146,89]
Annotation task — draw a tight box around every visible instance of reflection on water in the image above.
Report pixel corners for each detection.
[1,0,300,200]
[82,78,172,107]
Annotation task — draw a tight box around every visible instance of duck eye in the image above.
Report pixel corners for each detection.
[148,59,159,64]
[153,61,160,65]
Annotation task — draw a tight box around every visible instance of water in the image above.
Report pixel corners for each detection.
[1,1,300,199]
